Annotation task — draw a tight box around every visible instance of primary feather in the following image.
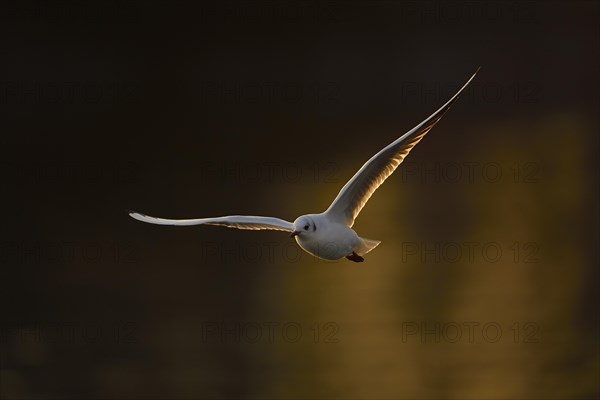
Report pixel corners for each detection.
[325,69,479,227]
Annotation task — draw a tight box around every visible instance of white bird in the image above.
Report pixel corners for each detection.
[130,69,479,262]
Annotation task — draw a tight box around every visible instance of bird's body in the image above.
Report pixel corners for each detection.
[129,69,479,262]
[290,213,374,261]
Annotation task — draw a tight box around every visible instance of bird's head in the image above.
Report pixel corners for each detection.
[290,215,317,239]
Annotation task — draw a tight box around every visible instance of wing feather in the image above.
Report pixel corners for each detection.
[325,69,479,227]
[129,212,293,232]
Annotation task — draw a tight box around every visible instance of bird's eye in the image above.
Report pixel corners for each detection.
[304,225,309,230]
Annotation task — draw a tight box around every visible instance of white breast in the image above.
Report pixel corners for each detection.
[295,221,358,260]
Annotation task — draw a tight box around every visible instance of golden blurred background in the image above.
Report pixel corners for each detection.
[1,1,598,399]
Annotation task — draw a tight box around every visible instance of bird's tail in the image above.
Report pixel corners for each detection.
[356,237,381,256]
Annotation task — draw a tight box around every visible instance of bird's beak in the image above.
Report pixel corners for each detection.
[290,231,300,238]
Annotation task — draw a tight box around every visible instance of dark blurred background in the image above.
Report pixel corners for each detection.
[1,1,598,399]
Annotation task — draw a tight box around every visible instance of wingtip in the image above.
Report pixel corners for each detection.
[439,68,479,108]
[465,67,481,85]
[128,210,146,219]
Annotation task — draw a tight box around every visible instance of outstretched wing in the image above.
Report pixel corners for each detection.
[129,211,293,232]
[325,69,479,227]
